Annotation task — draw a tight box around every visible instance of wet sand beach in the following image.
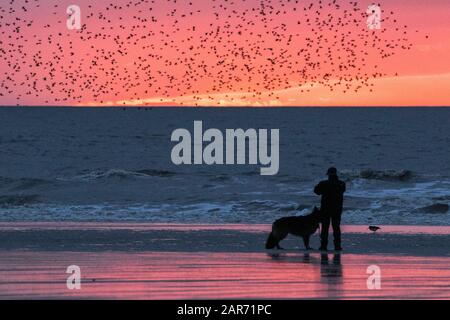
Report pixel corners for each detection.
[0,223,449,299]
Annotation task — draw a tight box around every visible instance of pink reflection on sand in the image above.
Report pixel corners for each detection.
[0,223,449,235]
[0,251,449,299]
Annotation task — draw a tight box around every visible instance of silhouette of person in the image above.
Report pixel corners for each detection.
[320,253,343,292]
[314,167,346,251]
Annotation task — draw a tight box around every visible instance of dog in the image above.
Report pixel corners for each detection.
[265,206,322,250]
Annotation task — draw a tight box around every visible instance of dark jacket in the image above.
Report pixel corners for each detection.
[314,176,346,216]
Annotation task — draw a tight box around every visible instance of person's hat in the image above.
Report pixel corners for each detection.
[327,167,337,176]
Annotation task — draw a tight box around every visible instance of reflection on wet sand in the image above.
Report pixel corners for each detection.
[320,253,343,282]
[1,251,447,299]
[320,253,343,296]
[268,252,344,296]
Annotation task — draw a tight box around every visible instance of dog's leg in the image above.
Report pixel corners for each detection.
[275,232,288,250]
[303,236,312,250]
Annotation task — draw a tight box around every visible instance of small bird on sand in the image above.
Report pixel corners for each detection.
[369,226,381,232]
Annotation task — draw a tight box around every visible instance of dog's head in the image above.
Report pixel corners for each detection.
[310,206,323,220]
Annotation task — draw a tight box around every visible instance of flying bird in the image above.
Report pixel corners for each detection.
[0,0,423,106]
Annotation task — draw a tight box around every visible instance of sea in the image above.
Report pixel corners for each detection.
[0,107,449,225]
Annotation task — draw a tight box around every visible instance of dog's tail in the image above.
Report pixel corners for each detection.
[265,232,278,249]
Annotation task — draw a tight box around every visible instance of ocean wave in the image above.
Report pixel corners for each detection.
[0,196,448,225]
[208,174,231,182]
[0,176,52,190]
[135,169,175,177]
[0,195,40,207]
[61,169,176,181]
[414,203,449,214]
[341,169,415,182]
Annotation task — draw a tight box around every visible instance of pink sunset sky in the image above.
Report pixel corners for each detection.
[0,0,449,106]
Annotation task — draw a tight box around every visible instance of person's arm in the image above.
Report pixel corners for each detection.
[314,181,324,195]
[341,181,346,193]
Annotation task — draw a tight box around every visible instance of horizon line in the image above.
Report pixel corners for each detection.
[1,105,450,108]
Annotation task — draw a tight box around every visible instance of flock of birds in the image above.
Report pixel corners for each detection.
[0,0,425,106]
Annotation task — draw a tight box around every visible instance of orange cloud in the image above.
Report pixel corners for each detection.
[80,73,450,107]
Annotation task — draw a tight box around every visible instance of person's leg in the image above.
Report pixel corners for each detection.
[302,235,311,250]
[332,214,342,250]
[320,216,330,250]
